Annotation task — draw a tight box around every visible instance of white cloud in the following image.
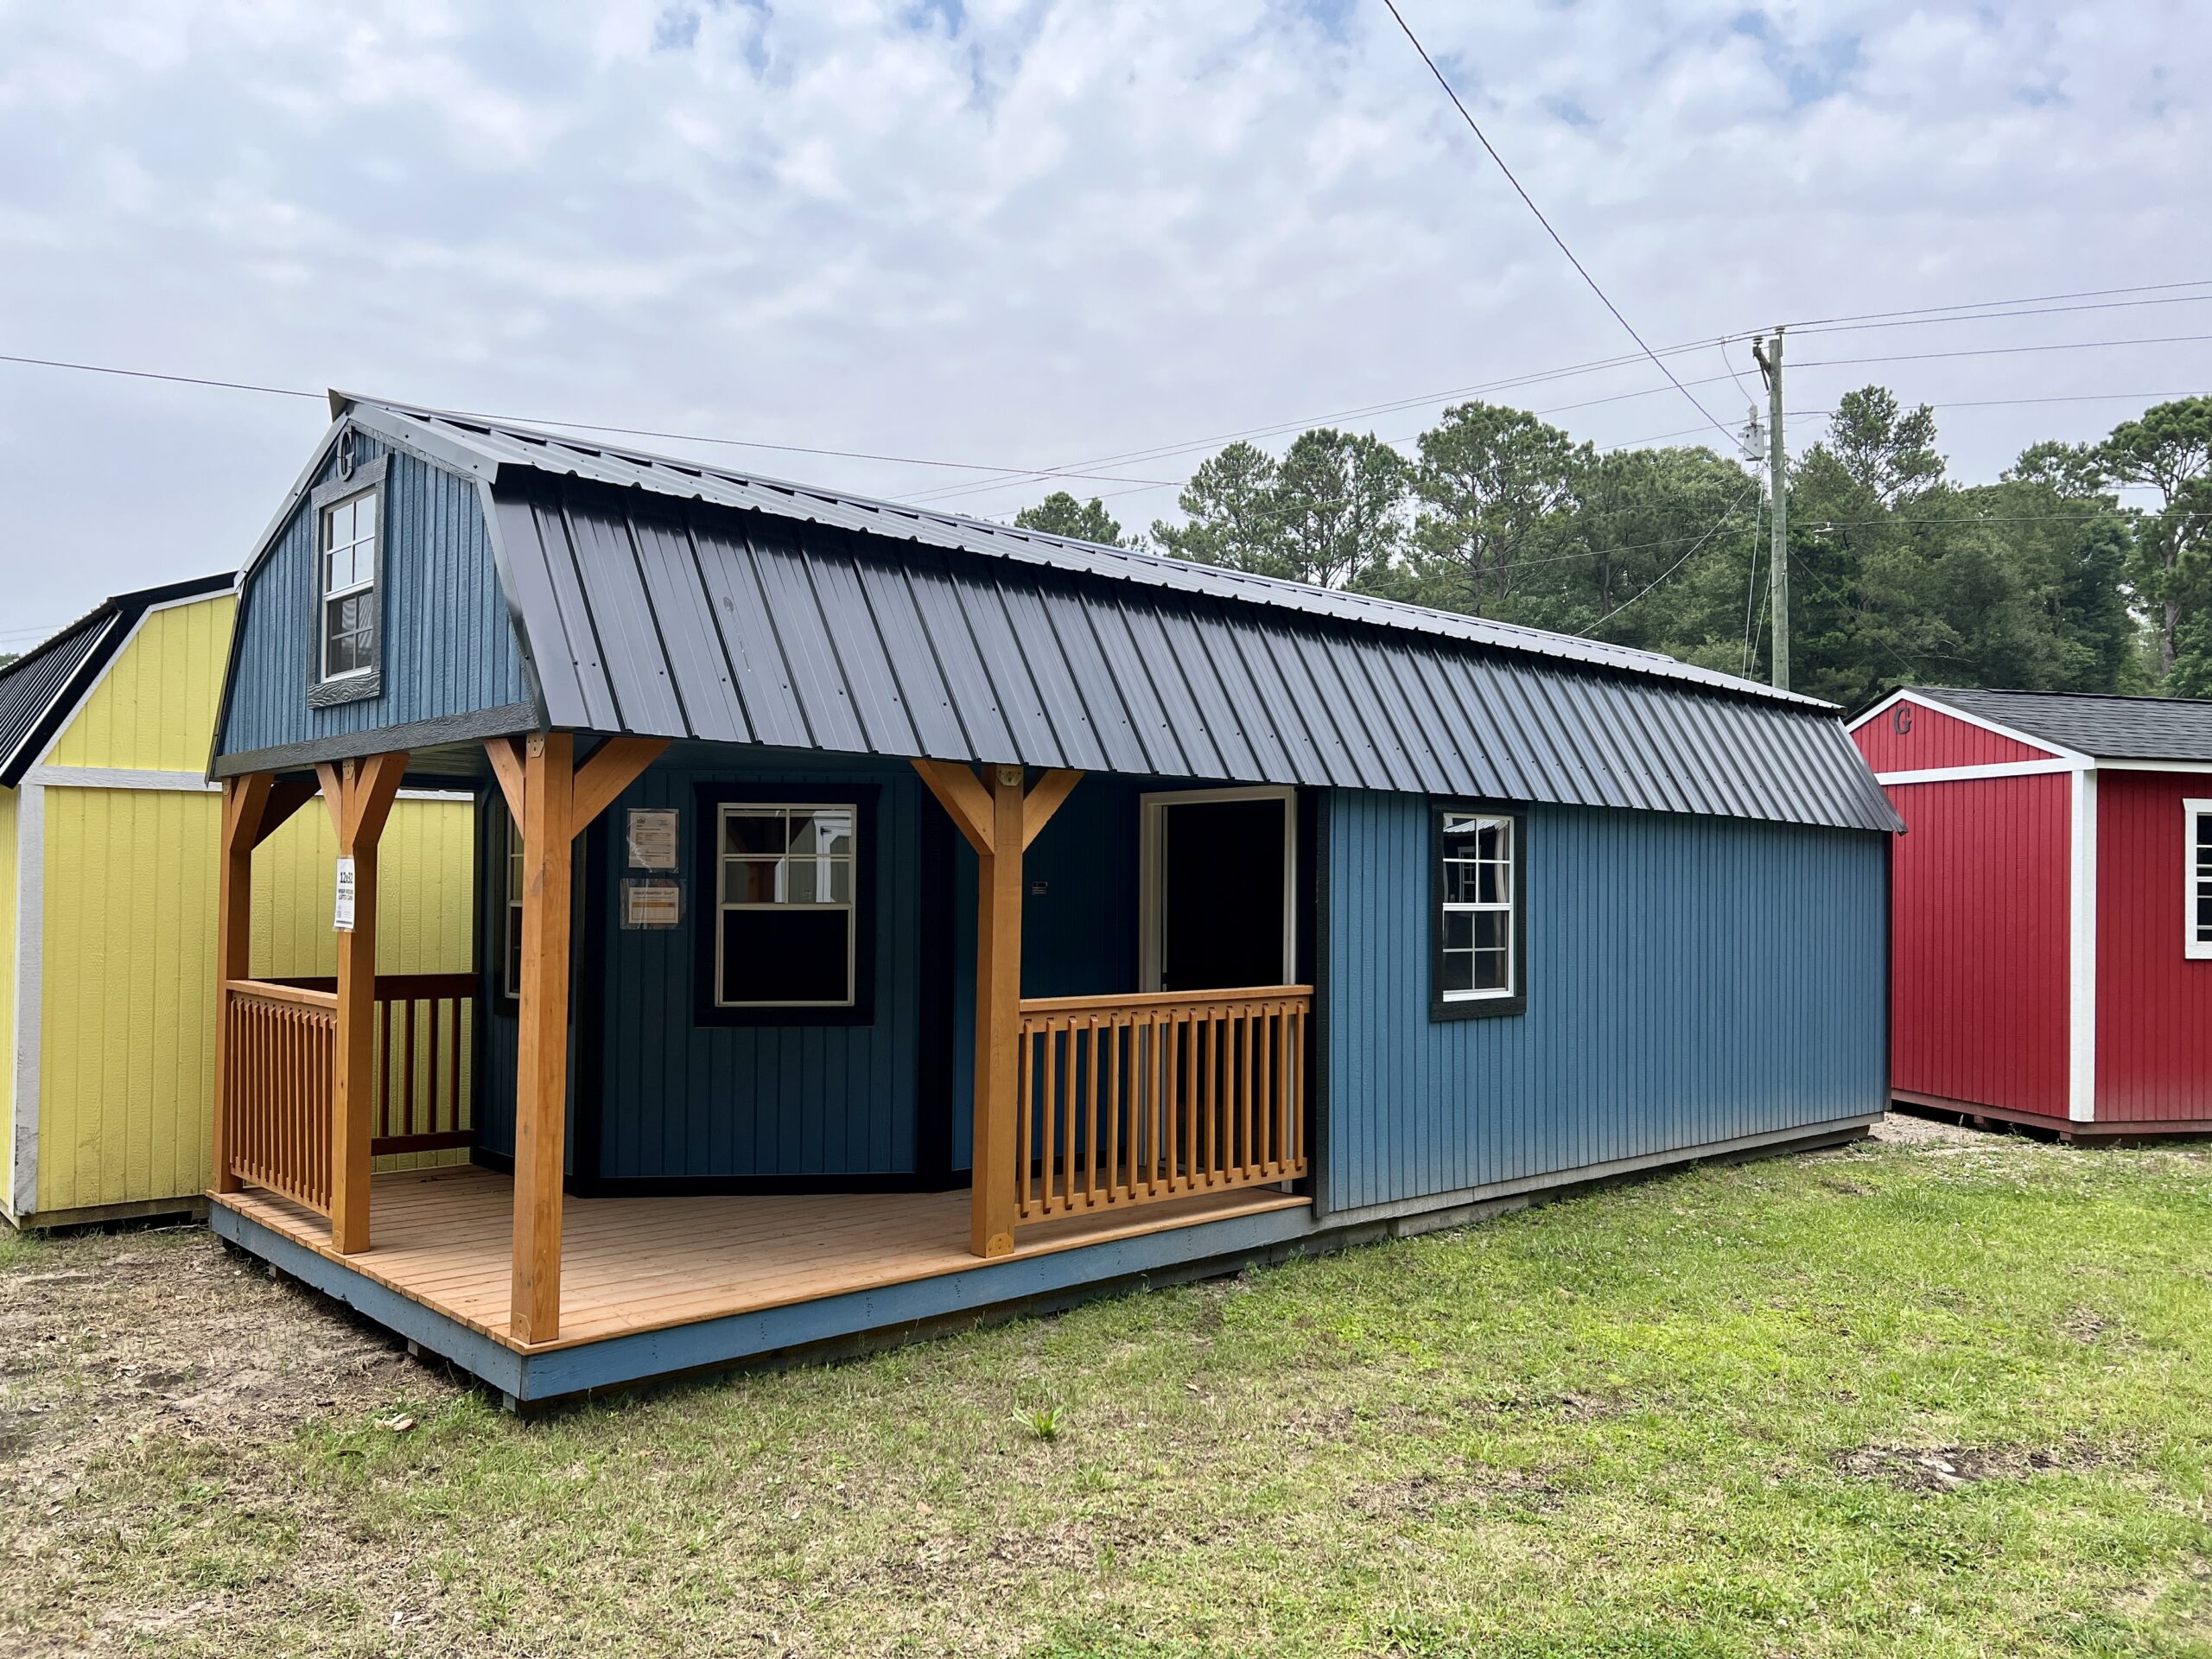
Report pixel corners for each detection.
[0,0,2205,630]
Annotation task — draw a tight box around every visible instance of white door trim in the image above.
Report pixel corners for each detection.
[1138,785,1296,992]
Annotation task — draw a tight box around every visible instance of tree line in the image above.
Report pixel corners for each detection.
[1013,390,2212,707]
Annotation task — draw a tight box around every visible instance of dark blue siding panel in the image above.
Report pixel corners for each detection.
[589,758,924,1182]
[220,438,529,756]
[1322,793,1887,1212]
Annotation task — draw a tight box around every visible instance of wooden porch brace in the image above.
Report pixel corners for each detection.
[315,753,408,1255]
[913,760,1082,1257]
[486,733,667,1344]
[211,772,318,1196]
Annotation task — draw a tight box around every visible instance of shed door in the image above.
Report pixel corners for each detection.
[1141,788,1295,991]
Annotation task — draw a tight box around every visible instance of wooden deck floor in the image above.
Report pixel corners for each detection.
[213,1168,1309,1353]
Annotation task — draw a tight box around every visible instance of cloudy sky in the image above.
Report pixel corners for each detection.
[0,0,2205,647]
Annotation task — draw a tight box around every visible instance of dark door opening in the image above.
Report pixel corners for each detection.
[1156,795,1291,991]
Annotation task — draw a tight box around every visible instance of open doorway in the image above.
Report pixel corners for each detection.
[1140,786,1296,991]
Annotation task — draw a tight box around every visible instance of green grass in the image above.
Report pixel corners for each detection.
[10,1131,2212,1656]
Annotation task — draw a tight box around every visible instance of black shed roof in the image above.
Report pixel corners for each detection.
[319,396,1901,834]
[1911,686,2212,763]
[0,572,233,786]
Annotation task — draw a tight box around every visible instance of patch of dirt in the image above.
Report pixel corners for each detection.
[1457,1389,1630,1423]
[1869,1110,2008,1148]
[1347,1465,1560,1517]
[1833,1440,2113,1494]
[2062,1305,2113,1344]
[0,1224,461,1505]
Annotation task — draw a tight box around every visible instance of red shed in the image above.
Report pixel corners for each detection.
[1851,688,2212,1139]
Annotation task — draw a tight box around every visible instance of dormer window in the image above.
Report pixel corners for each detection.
[321,492,378,679]
[306,450,387,707]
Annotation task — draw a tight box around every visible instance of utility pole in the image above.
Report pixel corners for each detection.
[1751,328,1789,691]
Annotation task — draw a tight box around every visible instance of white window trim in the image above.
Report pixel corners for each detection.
[1136,785,1297,993]
[319,487,379,683]
[715,801,858,1008]
[1440,810,1516,1002]
[2188,798,2212,963]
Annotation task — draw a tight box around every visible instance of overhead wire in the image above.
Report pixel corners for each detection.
[1378,0,1745,450]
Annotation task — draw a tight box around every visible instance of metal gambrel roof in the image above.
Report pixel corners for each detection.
[1910,686,2212,764]
[328,395,1900,833]
[0,573,234,786]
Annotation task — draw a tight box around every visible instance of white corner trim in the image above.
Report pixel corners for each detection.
[1875,759,2084,785]
[22,766,471,804]
[2188,798,2212,963]
[2068,769,2099,1122]
[26,765,219,793]
[10,779,44,1217]
[1847,689,2082,764]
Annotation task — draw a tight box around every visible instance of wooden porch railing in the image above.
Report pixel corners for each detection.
[265,973,478,1154]
[224,973,479,1211]
[1014,985,1310,1226]
[224,979,336,1214]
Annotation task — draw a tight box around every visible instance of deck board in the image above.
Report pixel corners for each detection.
[213,1167,1308,1353]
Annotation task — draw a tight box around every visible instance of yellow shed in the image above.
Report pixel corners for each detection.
[1,574,474,1228]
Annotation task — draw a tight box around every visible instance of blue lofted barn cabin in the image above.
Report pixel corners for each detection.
[202,393,1901,1406]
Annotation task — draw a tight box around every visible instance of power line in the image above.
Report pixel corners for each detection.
[1576,484,1764,634]
[1378,1,1738,448]
[0,353,322,402]
[0,353,1182,489]
[1787,291,2212,339]
[1783,277,2212,332]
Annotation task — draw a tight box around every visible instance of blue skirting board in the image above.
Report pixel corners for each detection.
[209,1198,1325,1404]
[207,1112,1872,1405]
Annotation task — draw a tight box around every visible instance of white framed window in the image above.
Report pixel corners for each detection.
[2189,799,2212,961]
[715,803,857,1007]
[320,489,378,681]
[1433,806,1523,1017]
[502,816,525,1000]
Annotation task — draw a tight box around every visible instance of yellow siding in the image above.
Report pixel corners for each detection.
[36,791,474,1212]
[44,593,236,771]
[0,785,17,1189]
[27,587,479,1217]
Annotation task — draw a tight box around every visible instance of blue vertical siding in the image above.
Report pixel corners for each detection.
[219,436,530,758]
[1322,792,1887,1213]
[587,758,925,1183]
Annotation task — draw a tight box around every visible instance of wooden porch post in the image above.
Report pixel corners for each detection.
[213,772,316,1196]
[912,760,1081,1259]
[487,732,667,1344]
[316,753,408,1255]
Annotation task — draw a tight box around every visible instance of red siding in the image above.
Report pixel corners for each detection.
[2094,770,2212,1121]
[1853,696,2060,772]
[1887,775,2072,1117]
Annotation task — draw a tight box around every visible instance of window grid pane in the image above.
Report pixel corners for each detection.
[1440,811,1515,1001]
[716,804,859,1007]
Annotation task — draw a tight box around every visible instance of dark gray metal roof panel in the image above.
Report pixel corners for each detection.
[1913,686,2212,763]
[313,397,1895,832]
[483,473,1894,830]
[334,393,1840,712]
[0,611,113,784]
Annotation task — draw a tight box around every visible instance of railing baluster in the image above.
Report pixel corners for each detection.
[1007,987,1311,1234]
[1016,1023,1033,1221]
